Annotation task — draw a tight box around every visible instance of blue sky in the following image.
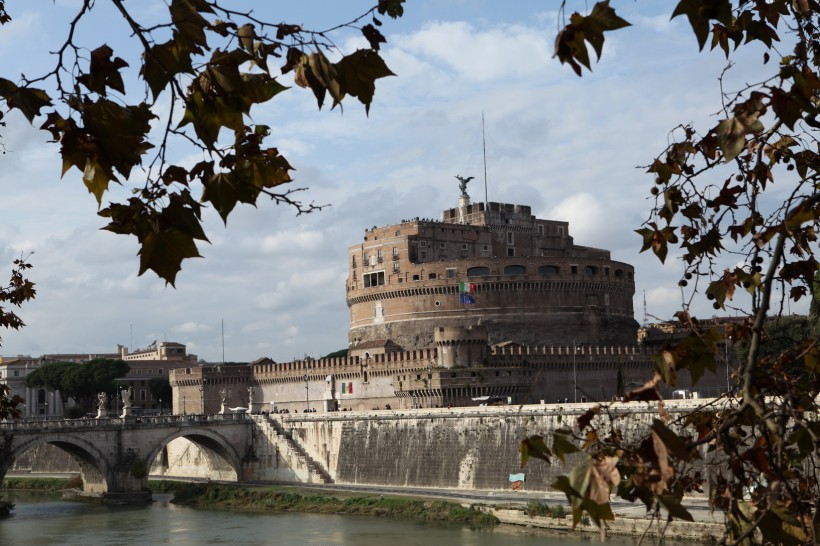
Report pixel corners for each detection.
[0,1,805,362]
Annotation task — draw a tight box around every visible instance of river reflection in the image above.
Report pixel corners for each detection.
[0,492,649,546]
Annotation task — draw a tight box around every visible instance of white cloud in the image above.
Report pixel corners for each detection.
[1,1,805,363]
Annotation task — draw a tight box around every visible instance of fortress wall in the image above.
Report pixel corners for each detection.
[282,401,709,491]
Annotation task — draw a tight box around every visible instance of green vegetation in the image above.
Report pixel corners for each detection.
[25,358,130,413]
[149,482,498,526]
[1,477,80,491]
[524,500,566,519]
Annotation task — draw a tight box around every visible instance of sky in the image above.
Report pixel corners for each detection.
[0,1,808,363]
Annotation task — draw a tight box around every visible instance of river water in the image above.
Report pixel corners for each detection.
[0,492,649,546]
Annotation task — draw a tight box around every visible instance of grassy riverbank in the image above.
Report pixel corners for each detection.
[150,481,499,526]
[1,476,82,491]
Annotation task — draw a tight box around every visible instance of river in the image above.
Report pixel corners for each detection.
[0,492,647,546]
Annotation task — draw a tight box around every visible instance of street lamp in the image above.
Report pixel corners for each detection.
[304,374,309,411]
[200,378,207,414]
[572,341,577,403]
[159,398,163,416]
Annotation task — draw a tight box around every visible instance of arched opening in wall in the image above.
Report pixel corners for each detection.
[538,265,560,277]
[467,266,490,278]
[503,265,526,276]
[583,266,599,275]
[428,273,437,280]
[412,274,420,281]
[5,439,109,496]
[614,269,624,277]
[149,432,241,483]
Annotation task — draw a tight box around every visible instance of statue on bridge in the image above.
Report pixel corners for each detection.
[96,392,107,419]
[247,387,255,414]
[219,388,228,415]
[120,386,132,418]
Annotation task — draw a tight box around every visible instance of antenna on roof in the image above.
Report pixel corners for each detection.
[482,112,488,207]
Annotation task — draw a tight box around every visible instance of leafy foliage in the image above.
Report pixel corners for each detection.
[0,0,405,286]
[522,2,820,544]
[25,358,130,412]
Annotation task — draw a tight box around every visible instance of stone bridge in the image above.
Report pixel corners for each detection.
[0,414,254,503]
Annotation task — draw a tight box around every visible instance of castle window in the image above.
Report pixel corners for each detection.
[628,271,633,279]
[461,244,468,251]
[538,265,559,276]
[395,230,400,236]
[504,265,526,276]
[412,274,420,281]
[393,262,400,273]
[571,265,578,274]
[428,273,437,280]
[377,249,383,262]
[439,242,445,249]
[420,241,427,248]
[446,268,456,278]
[363,271,385,287]
[420,251,427,260]
[604,267,610,276]
[538,224,544,236]
[467,266,491,277]
[507,248,515,257]
[352,255,357,268]
[615,269,624,277]
[507,232,514,245]
[392,247,399,259]
[583,266,598,275]
[363,252,369,264]
[558,227,564,236]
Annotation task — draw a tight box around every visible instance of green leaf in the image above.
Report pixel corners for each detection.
[141,39,196,100]
[552,428,580,464]
[377,0,405,19]
[78,44,129,96]
[520,435,552,467]
[138,227,202,286]
[0,77,52,122]
[672,0,733,51]
[334,49,395,114]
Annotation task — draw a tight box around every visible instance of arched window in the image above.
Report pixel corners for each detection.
[538,265,560,277]
[503,265,526,276]
[583,266,599,275]
[467,266,491,277]
[428,273,437,280]
[614,269,624,277]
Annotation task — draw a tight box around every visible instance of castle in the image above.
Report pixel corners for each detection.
[347,196,637,351]
[170,191,732,413]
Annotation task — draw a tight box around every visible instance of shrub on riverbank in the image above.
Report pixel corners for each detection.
[150,482,498,526]
[1,477,76,491]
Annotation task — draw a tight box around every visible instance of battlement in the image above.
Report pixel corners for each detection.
[252,348,439,380]
[490,345,654,357]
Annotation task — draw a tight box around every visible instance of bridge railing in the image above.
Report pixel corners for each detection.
[0,412,251,432]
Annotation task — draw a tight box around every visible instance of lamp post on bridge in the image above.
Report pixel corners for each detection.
[573,341,577,403]
[304,374,309,411]
[200,378,207,414]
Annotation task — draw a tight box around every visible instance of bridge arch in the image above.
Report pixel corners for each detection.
[145,427,245,482]
[2,434,113,495]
